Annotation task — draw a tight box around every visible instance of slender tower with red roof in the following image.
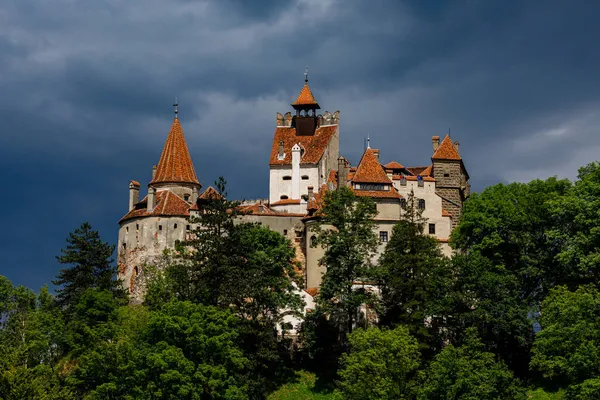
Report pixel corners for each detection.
[117,102,206,299]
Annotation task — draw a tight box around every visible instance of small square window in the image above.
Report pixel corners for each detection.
[283,229,288,236]
[429,223,436,234]
[186,225,190,231]
[379,231,388,242]
[159,225,163,231]
[443,173,450,177]
[184,194,190,201]
[174,223,178,229]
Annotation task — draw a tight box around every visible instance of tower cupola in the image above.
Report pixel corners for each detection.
[291,67,320,136]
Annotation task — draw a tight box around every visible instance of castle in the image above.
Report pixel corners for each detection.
[117,75,470,301]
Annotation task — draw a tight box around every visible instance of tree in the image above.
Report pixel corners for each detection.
[376,189,452,356]
[336,326,421,400]
[449,178,570,376]
[311,186,378,341]
[419,328,526,400]
[530,285,600,386]
[53,222,126,311]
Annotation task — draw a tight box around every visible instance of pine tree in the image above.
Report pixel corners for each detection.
[53,222,126,311]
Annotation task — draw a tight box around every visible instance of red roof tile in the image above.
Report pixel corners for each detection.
[442,209,452,217]
[384,161,404,170]
[198,186,221,200]
[239,203,275,215]
[420,165,433,176]
[150,118,200,185]
[119,190,191,222]
[353,186,403,199]
[405,166,427,176]
[392,175,436,182]
[269,125,338,165]
[432,135,461,160]
[352,148,392,184]
[270,199,302,206]
[130,180,140,187]
[291,83,319,107]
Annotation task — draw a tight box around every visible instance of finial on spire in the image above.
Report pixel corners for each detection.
[304,66,309,83]
[173,98,179,118]
[367,133,371,149]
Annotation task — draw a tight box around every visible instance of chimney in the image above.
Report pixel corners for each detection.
[129,180,140,211]
[454,140,460,153]
[432,136,440,153]
[152,165,157,180]
[291,144,301,199]
[373,149,380,160]
[278,140,284,159]
[147,187,156,212]
[337,156,348,188]
[308,186,314,201]
[191,186,199,203]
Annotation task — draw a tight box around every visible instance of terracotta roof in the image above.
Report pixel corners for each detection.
[269,125,338,165]
[308,184,328,212]
[291,83,320,107]
[405,166,427,176]
[353,186,403,199]
[198,186,221,200]
[392,175,436,182]
[327,170,338,186]
[130,180,140,187]
[150,118,200,185]
[239,203,275,215]
[305,287,319,297]
[420,165,433,176]
[432,135,461,160]
[270,199,302,206]
[119,190,191,222]
[352,148,392,184]
[438,238,449,243]
[442,209,452,217]
[384,161,404,170]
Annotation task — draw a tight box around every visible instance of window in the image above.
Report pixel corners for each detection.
[126,226,129,233]
[429,223,436,234]
[310,235,317,247]
[186,225,190,231]
[283,176,292,181]
[418,199,425,210]
[283,229,288,236]
[134,266,139,275]
[280,195,289,200]
[159,225,163,231]
[379,231,388,242]
[136,224,139,231]
[400,177,407,186]
[301,194,308,201]
[356,183,387,191]
[443,173,450,177]
[122,242,126,251]
[184,194,190,201]
[301,175,309,180]
[174,223,178,229]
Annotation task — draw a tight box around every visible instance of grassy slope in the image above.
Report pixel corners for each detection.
[268,371,336,400]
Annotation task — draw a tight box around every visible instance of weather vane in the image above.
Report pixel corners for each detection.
[304,66,309,83]
[173,98,178,118]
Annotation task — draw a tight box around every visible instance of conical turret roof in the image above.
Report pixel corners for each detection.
[291,82,320,108]
[150,118,199,185]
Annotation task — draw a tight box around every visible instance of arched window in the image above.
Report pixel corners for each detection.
[418,199,425,210]
[283,176,292,181]
[310,235,317,247]
[280,195,289,200]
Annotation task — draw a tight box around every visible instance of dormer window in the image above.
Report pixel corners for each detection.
[184,194,190,201]
[283,176,292,181]
[355,183,387,191]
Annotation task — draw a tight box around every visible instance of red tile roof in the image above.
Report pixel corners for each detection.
[392,175,436,182]
[405,166,427,176]
[270,199,302,206]
[119,190,191,222]
[384,161,404,170]
[352,148,392,184]
[353,186,403,199]
[239,203,275,215]
[150,118,200,185]
[442,209,452,217]
[291,83,319,107]
[432,135,461,160]
[198,186,221,200]
[130,180,140,187]
[420,165,432,176]
[305,287,319,297]
[269,125,338,165]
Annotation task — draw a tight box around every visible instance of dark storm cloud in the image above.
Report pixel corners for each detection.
[2,0,600,289]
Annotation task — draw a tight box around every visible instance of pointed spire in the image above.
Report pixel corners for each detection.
[432,134,462,160]
[150,117,200,186]
[291,68,320,109]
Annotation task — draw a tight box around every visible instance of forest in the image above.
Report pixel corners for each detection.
[3,162,600,399]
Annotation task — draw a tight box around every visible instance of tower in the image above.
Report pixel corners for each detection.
[431,134,470,228]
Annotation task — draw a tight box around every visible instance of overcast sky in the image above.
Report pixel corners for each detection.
[2,0,600,290]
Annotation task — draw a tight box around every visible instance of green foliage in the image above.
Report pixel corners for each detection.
[419,328,526,400]
[376,189,452,356]
[53,222,127,312]
[565,378,600,400]
[336,325,420,400]
[267,370,336,400]
[531,285,600,385]
[311,186,378,339]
